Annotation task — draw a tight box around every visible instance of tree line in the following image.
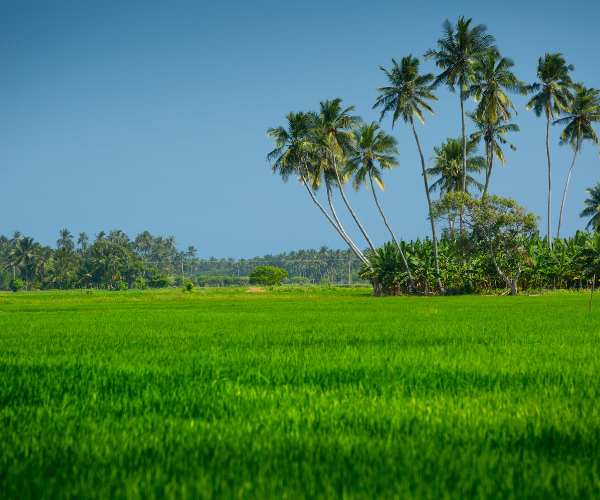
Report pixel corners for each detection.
[266,16,600,295]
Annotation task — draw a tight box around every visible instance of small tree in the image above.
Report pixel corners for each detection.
[249,266,288,286]
[433,193,540,295]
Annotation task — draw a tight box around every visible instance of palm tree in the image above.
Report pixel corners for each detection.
[526,53,575,248]
[77,232,89,251]
[94,231,106,242]
[373,54,445,292]
[580,183,600,231]
[468,49,526,123]
[267,111,368,264]
[312,99,375,252]
[427,137,486,195]
[56,229,74,249]
[10,231,22,246]
[424,17,496,192]
[345,122,417,293]
[10,237,35,290]
[467,112,520,195]
[186,246,197,275]
[553,83,600,238]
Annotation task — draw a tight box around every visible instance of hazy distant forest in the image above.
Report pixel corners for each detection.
[0,229,367,292]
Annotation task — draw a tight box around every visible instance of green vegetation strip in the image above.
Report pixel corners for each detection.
[1,288,599,499]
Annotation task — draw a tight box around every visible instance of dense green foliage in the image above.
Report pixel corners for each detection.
[248,266,288,286]
[1,289,599,499]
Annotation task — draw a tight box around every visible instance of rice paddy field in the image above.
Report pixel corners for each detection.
[1,287,599,499]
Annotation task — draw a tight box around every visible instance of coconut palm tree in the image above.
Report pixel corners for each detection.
[526,53,575,248]
[468,49,526,123]
[311,99,375,252]
[553,83,600,238]
[373,54,445,292]
[9,237,36,290]
[345,121,418,293]
[94,231,106,242]
[467,112,520,195]
[56,229,74,249]
[427,137,486,195]
[580,183,600,231]
[77,232,89,252]
[267,111,368,264]
[10,231,22,246]
[424,17,496,192]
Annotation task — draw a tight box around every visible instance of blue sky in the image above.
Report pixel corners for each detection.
[1,0,599,258]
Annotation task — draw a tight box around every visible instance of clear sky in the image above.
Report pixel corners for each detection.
[1,0,599,258]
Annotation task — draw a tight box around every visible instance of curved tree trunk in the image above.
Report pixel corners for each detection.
[557,144,579,240]
[368,169,418,294]
[412,118,445,294]
[332,157,377,253]
[546,116,553,249]
[299,166,368,265]
[326,181,366,262]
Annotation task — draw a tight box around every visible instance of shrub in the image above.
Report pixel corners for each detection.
[184,281,194,292]
[9,278,25,292]
[249,266,288,286]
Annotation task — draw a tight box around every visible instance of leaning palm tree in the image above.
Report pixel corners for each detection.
[580,183,600,231]
[345,122,417,293]
[467,112,520,194]
[56,229,74,249]
[311,99,375,252]
[373,54,445,292]
[424,17,496,192]
[553,83,600,238]
[267,110,368,264]
[526,53,575,248]
[427,137,486,195]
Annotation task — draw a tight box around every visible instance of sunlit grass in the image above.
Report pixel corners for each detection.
[1,289,599,499]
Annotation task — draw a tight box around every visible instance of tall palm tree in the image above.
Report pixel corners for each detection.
[312,99,375,252]
[467,112,520,194]
[553,83,600,238]
[94,231,106,242]
[187,246,197,274]
[427,137,486,195]
[468,49,526,123]
[373,54,444,292]
[345,122,417,293]
[77,232,89,251]
[56,229,74,249]
[526,53,575,248]
[10,237,35,290]
[267,111,368,264]
[424,17,496,192]
[581,183,600,231]
[10,231,22,246]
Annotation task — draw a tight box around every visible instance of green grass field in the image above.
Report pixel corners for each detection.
[1,287,599,499]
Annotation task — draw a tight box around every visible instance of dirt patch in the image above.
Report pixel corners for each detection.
[246,287,267,293]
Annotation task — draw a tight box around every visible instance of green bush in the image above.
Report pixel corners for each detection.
[184,281,194,292]
[249,266,288,286]
[9,278,25,292]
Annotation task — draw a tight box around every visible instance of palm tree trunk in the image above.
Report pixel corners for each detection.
[483,139,492,196]
[326,182,366,261]
[546,115,553,249]
[368,170,417,294]
[299,168,368,265]
[557,145,579,239]
[332,161,376,253]
[411,118,445,293]
[461,97,467,193]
